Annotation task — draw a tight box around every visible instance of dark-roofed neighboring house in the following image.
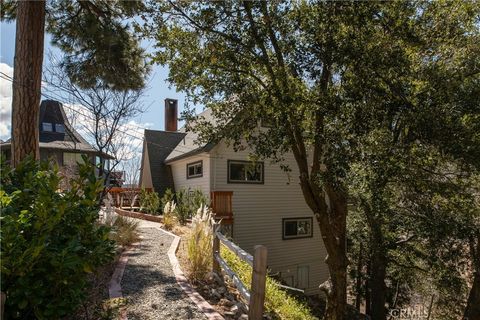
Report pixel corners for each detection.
[0,100,112,172]
[139,98,329,296]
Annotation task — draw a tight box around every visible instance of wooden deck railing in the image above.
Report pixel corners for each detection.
[106,187,152,208]
[212,226,267,320]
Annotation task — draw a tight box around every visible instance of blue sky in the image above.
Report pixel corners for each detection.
[0,20,188,142]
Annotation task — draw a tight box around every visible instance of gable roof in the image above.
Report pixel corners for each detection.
[143,129,186,195]
[164,108,216,163]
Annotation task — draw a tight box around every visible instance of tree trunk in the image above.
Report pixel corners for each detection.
[464,272,480,320]
[355,243,364,311]
[321,253,348,320]
[316,196,348,320]
[464,234,480,320]
[369,243,388,320]
[11,0,46,166]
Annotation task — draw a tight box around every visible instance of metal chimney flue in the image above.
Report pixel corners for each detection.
[165,98,178,131]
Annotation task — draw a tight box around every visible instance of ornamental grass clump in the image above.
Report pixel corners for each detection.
[186,205,215,283]
[110,216,140,247]
[163,200,177,231]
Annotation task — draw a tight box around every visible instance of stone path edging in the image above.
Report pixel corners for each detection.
[108,242,141,320]
[108,216,224,320]
[157,227,225,320]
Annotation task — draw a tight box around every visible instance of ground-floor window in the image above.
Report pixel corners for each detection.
[282,217,313,240]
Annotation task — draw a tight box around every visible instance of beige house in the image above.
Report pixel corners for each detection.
[140,99,328,295]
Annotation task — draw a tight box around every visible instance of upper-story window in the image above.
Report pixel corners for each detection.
[228,160,264,184]
[187,160,203,179]
[55,124,65,133]
[42,122,53,132]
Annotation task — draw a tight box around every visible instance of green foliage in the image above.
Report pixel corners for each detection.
[186,206,213,283]
[175,188,208,225]
[221,246,317,320]
[110,216,140,247]
[149,1,480,317]
[160,187,175,210]
[1,1,149,91]
[139,189,160,215]
[0,156,115,319]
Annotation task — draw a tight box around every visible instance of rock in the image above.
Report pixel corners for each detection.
[235,302,247,314]
[238,314,248,320]
[211,288,222,299]
[219,298,235,307]
[224,311,235,317]
[218,286,226,294]
[230,305,239,313]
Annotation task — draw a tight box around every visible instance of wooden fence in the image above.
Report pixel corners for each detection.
[212,226,267,320]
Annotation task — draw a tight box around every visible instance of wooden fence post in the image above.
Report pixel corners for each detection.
[212,225,220,274]
[248,245,267,320]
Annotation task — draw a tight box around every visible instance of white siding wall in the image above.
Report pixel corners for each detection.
[210,141,328,295]
[168,153,211,195]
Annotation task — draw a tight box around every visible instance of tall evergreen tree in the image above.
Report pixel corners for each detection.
[1,0,149,166]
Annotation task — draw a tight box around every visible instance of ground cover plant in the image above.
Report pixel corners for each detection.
[0,157,115,319]
[220,245,317,320]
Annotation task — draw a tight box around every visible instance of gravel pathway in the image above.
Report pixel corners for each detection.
[121,227,206,320]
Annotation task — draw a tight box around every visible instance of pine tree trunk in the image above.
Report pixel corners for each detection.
[11,0,46,166]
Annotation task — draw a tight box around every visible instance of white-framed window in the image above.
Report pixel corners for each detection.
[187,160,203,179]
[227,160,264,184]
[55,123,65,133]
[63,153,85,166]
[282,217,313,240]
[42,122,53,132]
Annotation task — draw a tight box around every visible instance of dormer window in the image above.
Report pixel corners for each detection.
[55,124,65,133]
[42,122,53,132]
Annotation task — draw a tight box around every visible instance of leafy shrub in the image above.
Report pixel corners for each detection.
[175,188,191,224]
[162,200,177,231]
[186,205,214,282]
[0,157,115,319]
[110,216,140,247]
[175,188,208,225]
[139,188,160,214]
[221,243,316,320]
[160,188,175,210]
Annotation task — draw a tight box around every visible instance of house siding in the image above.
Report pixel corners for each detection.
[169,153,211,195]
[210,141,328,295]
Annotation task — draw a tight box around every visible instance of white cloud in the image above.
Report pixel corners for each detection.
[0,62,13,140]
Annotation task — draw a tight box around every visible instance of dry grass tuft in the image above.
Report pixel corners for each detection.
[186,205,215,283]
[110,216,140,247]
